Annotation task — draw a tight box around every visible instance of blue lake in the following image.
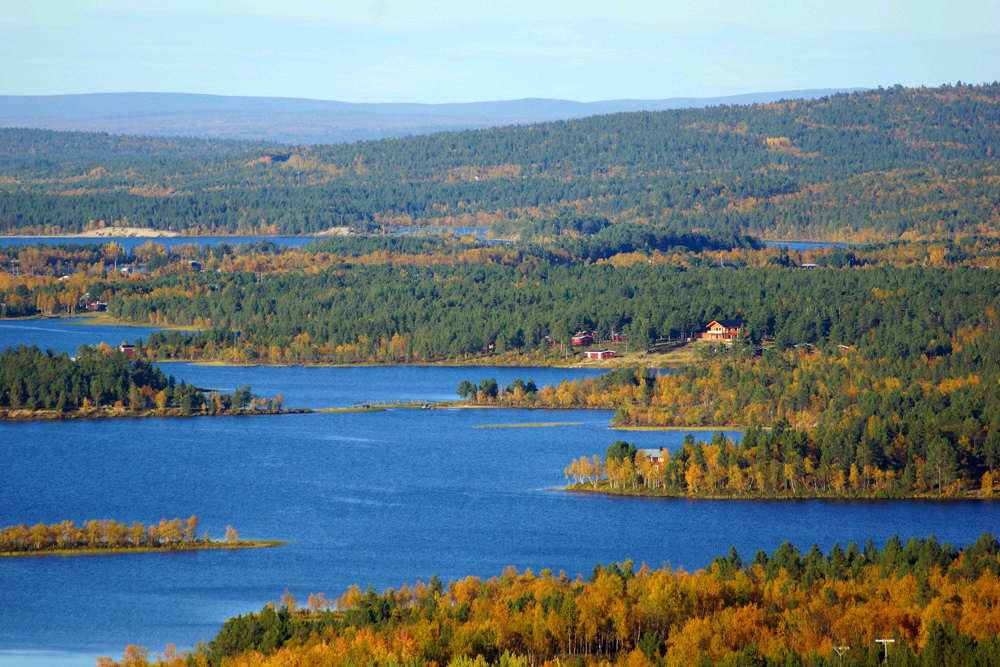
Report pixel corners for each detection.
[0,320,997,667]
[0,232,496,253]
[764,240,855,251]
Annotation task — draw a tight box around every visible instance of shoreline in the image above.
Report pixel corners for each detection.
[0,539,284,558]
[564,483,995,501]
[0,229,337,240]
[4,315,669,370]
[0,406,311,422]
[0,230,844,243]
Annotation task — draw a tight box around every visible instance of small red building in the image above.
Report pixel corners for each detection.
[585,350,615,360]
[119,341,135,358]
[571,332,594,346]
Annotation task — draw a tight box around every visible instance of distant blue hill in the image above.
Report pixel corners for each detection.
[0,89,865,145]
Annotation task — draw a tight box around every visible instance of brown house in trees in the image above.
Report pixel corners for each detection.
[700,320,746,342]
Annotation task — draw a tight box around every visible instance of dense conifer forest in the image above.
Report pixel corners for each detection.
[0,344,280,417]
[2,83,1000,240]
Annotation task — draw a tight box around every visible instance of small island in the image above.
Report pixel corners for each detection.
[0,344,299,420]
[0,517,280,557]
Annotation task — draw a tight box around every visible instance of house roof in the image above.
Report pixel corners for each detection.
[706,319,746,328]
[638,448,662,459]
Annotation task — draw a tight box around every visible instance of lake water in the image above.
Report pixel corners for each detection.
[0,319,167,357]
[764,240,855,251]
[0,230,494,254]
[0,321,997,667]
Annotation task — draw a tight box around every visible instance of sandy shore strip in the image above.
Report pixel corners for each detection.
[68,227,181,238]
[1,227,181,239]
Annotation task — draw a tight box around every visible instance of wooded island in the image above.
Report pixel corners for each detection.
[0,517,278,556]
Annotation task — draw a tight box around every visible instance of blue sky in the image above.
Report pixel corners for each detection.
[2,0,998,103]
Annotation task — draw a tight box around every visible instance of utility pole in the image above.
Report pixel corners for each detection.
[833,645,849,664]
[875,639,895,663]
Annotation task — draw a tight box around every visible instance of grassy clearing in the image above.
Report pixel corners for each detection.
[65,312,202,331]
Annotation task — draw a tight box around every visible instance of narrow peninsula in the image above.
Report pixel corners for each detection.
[0,517,280,557]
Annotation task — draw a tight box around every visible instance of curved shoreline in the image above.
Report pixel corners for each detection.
[564,483,995,501]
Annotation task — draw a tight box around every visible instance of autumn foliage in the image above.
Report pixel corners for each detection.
[98,534,1000,667]
[0,516,203,553]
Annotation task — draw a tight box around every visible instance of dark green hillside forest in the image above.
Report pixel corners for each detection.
[2,84,1000,239]
[107,261,1000,363]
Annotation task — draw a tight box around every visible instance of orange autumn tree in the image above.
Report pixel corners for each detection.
[101,534,1000,667]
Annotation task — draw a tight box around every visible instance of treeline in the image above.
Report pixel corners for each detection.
[3,84,1000,240]
[98,534,1000,667]
[93,260,1000,363]
[5,234,1000,327]
[0,516,220,553]
[457,378,539,402]
[490,214,764,259]
[0,344,204,413]
[0,344,278,415]
[567,424,998,499]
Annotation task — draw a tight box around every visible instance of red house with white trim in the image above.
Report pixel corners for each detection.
[585,350,615,360]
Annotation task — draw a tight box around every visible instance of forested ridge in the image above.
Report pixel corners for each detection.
[3,83,1000,240]
[95,257,1000,363]
[98,534,1000,667]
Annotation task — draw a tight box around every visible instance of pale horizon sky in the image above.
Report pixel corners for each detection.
[2,0,998,103]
